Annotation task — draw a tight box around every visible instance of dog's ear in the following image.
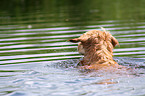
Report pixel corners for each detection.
[69,38,81,43]
[111,36,119,47]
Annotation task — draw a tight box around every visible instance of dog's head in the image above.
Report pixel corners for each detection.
[69,30,119,55]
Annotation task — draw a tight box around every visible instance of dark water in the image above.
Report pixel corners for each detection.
[0,0,145,96]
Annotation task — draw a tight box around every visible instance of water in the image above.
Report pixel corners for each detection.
[0,0,145,96]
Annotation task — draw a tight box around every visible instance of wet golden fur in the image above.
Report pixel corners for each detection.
[69,28,124,70]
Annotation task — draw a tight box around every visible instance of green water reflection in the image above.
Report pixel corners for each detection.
[0,1,145,96]
[0,0,145,64]
[1,0,145,25]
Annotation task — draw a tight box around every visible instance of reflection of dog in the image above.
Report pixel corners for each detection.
[69,28,124,70]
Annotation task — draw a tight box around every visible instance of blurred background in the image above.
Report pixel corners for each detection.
[0,0,145,96]
[0,0,145,61]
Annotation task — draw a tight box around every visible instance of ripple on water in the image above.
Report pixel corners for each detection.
[0,10,145,96]
[0,57,145,96]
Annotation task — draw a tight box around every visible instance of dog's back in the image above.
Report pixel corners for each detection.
[69,28,123,70]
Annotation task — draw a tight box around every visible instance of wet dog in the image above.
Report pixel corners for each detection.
[69,28,124,70]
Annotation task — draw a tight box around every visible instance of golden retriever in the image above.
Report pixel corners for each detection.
[69,28,124,70]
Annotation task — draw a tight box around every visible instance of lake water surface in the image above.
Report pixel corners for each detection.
[0,0,145,96]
